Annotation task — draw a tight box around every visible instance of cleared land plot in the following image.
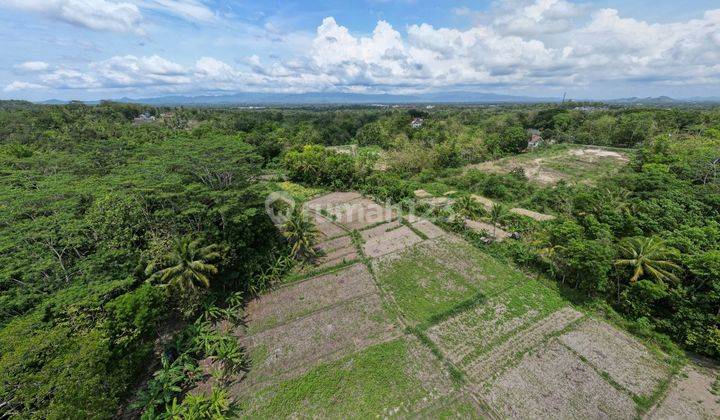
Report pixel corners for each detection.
[411,218,446,239]
[310,211,347,239]
[426,280,569,366]
[559,318,670,398]
[314,234,352,253]
[466,144,630,186]
[240,338,462,418]
[328,197,398,231]
[481,339,637,419]
[465,218,510,240]
[244,263,376,334]
[359,219,402,241]
[242,293,398,387]
[313,242,358,269]
[362,225,422,258]
[648,363,720,419]
[373,236,525,326]
[305,191,362,209]
[509,207,555,221]
[465,307,583,383]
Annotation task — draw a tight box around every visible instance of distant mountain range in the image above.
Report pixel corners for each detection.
[35,92,720,106]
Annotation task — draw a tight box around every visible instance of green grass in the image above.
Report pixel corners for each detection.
[374,237,526,326]
[240,339,452,418]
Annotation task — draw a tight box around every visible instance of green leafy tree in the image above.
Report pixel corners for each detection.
[146,238,222,291]
[614,237,680,284]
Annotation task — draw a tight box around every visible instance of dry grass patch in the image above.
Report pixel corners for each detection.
[480,339,637,419]
[559,318,671,398]
[245,263,376,334]
[242,293,398,387]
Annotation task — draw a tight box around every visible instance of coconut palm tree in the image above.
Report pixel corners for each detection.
[146,237,221,291]
[614,236,680,284]
[489,203,507,238]
[283,207,318,260]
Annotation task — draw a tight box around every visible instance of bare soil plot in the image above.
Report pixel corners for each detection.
[310,211,347,239]
[465,218,510,240]
[509,207,556,221]
[470,194,494,210]
[362,225,422,258]
[426,280,568,366]
[414,189,433,199]
[412,392,487,418]
[314,234,352,253]
[465,307,584,383]
[242,293,398,387]
[330,198,398,230]
[411,218,446,239]
[314,244,359,269]
[359,219,402,241]
[422,196,453,208]
[559,318,670,398]
[466,144,630,186]
[239,338,463,418]
[480,339,637,419]
[305,191,362,209]
[244,263,376,334]
[648,361,720,419]
[373,236,526,325]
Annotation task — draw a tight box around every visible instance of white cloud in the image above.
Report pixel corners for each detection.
[4,0,144,34]
[9,2,720,96]
[4,81,46,92]
[16,61,50,72]
[492,0,586,35]
[1,0,216,34]
[135,0,215,22]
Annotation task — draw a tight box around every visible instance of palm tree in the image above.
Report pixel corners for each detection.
[146,237,221,291]
[614,237,680,284]
[283,207,318,260]
[489,203,507,238]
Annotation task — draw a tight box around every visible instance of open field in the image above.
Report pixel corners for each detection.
[426,279,568,366]
[239,338,463,418]
[373,235,526,325]
[466,144,631,185]
[236,192,719,418]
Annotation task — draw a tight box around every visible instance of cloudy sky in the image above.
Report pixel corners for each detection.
[1,0,720,101]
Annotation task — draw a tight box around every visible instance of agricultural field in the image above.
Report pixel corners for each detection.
[466,143,631,185]
[234,192,713,418]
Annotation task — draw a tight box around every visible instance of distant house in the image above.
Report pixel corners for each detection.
[133,111,156,125]
[410,117,424,129]
[527,129,543,149]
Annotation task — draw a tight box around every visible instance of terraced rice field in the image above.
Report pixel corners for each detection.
[233,191,718,418]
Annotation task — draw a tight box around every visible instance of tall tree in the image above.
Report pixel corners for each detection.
[282,207,318,261]
[489,203,507,238]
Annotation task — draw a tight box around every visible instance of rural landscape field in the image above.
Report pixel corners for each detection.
[3,0,720,418]
[2,101,719,418]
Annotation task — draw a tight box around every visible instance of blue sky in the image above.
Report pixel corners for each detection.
[2,0,720,101]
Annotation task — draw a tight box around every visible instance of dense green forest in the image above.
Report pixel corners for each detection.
[1,100,719,418]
